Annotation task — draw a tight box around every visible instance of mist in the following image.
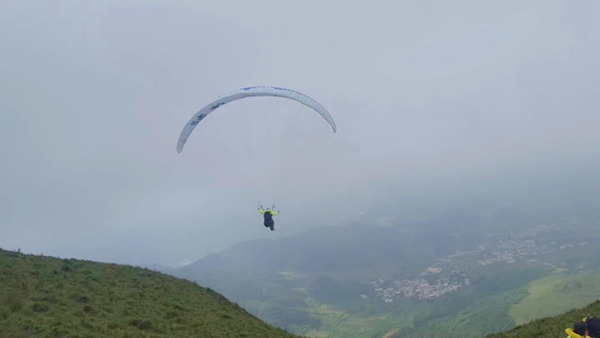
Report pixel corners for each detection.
[1,0,599,266]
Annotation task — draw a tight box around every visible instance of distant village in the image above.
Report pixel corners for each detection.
[371,267,468,302]
[476,223,587,266]
[369,222,589,303]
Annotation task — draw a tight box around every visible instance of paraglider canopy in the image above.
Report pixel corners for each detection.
[176,86,337,153]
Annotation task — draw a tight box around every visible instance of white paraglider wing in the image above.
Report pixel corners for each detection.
[176,86,336,153]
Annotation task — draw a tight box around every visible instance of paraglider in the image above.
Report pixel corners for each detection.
[176,86,336,231]
[258,205,279,231]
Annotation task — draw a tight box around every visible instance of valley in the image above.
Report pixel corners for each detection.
[169,214,600,338]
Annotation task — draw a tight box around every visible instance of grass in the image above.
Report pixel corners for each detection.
[509,270,600,326]
[300,298,412,338]
[387,286,528,338]
[0,248,302,338]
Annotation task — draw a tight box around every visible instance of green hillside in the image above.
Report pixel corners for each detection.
[487,300,600,338]
[0,248,301,338]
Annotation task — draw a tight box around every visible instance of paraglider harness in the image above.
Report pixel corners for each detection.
[263,212,274,227]
[259,205,277,230]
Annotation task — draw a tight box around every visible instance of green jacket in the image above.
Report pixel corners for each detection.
[258,208,279,216]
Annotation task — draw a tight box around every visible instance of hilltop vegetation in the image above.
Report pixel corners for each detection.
[0,248,301,338]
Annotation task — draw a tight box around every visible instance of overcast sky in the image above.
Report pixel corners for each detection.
[1,0,599,266]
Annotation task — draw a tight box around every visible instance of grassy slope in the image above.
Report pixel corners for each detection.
[487,300,600,338]
[509,270,600,326]
[0,249,301,338]
[386,287,529,338]
[302,298,414,338]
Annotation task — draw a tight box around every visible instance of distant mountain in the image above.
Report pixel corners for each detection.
[179,221,481,281]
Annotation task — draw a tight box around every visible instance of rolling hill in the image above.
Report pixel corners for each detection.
[0,248,301,338]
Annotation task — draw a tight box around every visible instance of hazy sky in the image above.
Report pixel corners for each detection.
[1,0,599,266]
